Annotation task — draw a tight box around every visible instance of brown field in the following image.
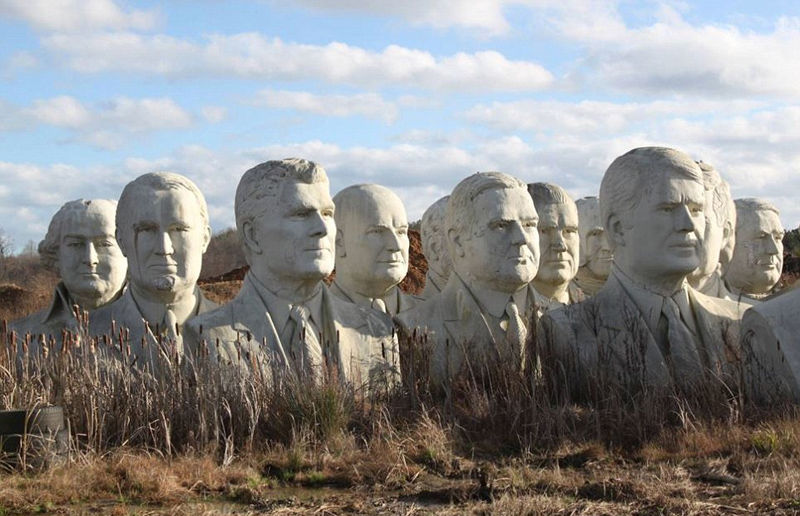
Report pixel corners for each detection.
[2,240,800,514]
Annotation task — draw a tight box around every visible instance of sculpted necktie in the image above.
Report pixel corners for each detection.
[657,295,703,383]
[504,300,527,365]
[288,304,324,381]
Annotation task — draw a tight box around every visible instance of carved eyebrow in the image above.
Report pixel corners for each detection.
[133,221,158,231]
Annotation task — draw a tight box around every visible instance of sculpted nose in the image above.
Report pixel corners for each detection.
[509,222,526,245]
[84,242,99,265]
[765,235,781,255]
[551,230,567,251]
[155,231,174,255]
[386,229,403,252]
[675,205,696,232]
[308,211,328,237]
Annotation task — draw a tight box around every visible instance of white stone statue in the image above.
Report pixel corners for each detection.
[329,184,417,315]
[420,196,451,300]
[573,196,612,296]
[539,147,744,398]
[688,161,737,300]
[183,159,399,390]
[395,172,540,385]
[11,199,127,340]
[528,182,584,311]
[89,172,217,370]
[724,198,784,302]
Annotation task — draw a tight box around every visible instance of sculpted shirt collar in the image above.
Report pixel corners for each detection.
[454,272,528,319]
[248,273,324,330]
[612,264,697,337]
[331,280,401,314]
[40,282,76,325]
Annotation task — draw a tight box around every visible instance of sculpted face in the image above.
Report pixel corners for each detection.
[727,210,783,294]
[58,205,127,308]
[337,189,409,294]
[691,191,726,281]
[454,186,539,293]
[122,188,210,295]
[535,202,579,286]
[584,226,612,278]
[615,174,705,284]
[251,180,336,283]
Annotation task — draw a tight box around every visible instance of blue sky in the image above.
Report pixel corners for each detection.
[1,0,799,251]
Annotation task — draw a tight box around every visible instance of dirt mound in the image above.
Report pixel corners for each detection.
[400,229,427,295]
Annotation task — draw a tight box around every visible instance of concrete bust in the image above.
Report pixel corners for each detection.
[539,147,744,398]
[89,172,217,369]
[687,161,736,300]
[330,184,417,315]
[12,199,127,340]
[574,196,612,296]
[420,196,451,299]
[396,172,540,384]
[184,159,399,390]
[528,182,584,310]
[725,198,784,301]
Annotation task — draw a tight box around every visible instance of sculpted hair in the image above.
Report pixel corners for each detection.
[39,198,118,271]
[333,183,402,237]
[575,196,601,267]
[116,172,209,243]
[527,182,575,213]
[734,198,780,232]
[421,196,449,257]
[697,161,735,230]
[446,172,527,241]
[235,158,328,237]
[599,146,703,250]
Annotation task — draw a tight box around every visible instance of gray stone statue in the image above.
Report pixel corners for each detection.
[11,199,127,340]
[89,172,218,369]
[419,196,451,300]
[573,196,612,296]
[329,184,417,315]
[688,161,736,300]
[395,172,540,385]
[539,147,744,398]
[183,159,399,390]
[528,182,584,311]
[724,198,784,302]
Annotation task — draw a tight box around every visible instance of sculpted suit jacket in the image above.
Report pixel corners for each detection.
[88,287,218,371]
[739,288,800,403]
[182,273,400,391]
[539,271,745,399]
[394,273,539,385]
[328,281,419,315]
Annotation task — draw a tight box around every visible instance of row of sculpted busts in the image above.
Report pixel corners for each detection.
[10,149,797,403]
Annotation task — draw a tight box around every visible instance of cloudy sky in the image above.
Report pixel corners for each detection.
[1,0,799,251]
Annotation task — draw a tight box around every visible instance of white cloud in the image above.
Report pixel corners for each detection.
[41,32,554,92]
[201,106,227,124]
[0,0,158,32]
[1,96,195,149]
[250,89,399,123]
[562,7,800,98]
[289,0,514,35]
[464,99,766,136]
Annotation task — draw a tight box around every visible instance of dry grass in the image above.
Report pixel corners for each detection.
[2,302,800,514]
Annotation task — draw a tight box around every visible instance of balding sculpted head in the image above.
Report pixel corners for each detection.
[421,196,451,281]
[447,172,539,294]
[333,184,409,298]
[689,161,736,286]
[236,158,335,290]
[600,147,706,291]
[39,199,127,309]
[528,183,579,294]
[576,196,612,279]
[725,198,783,296]
[117,172,211,298]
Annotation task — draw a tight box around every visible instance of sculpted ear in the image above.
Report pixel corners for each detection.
[607,214,626,248]
[241,220,262,255]
[428,239,441,264]
[201,225,212,254]
[335,228,346,258]
[448,228,465,258]
[116,229,129,258]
